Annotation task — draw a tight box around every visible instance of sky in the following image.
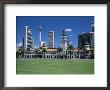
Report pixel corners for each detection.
[16,16,94,48]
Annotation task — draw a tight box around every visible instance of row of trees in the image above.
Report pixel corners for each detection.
[57,45,74,59]
[16,45,74,59]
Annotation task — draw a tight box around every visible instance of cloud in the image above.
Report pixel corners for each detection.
[65,29,72,32]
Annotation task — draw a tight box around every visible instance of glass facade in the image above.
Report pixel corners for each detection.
[48,31,54,48]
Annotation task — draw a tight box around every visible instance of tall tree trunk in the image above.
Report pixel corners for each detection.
[44,52,45,59]
[70,50,71,59]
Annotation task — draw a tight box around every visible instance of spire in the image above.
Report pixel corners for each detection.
[38,24,43,31]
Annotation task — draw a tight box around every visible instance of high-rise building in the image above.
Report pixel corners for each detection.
[48,31,55,48]
[78,22,94,49]
[61,31,68,50]
[78,32,94,49]
[91,21,94,32]
[83,32,90,46]
[24,26,33,50]
[90,21,94,47]
[90,32,94,48]
[78,34,84,49]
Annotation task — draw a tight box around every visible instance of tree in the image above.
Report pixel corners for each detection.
[20,49,24,57]
[34,48,38,58]
[57,47,63,59]
[42,48,47,59]
[16,50,20,58]
[67,45,74,59]
[17,48,24,58]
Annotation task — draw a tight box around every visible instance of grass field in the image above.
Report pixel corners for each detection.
[16,58,94,74]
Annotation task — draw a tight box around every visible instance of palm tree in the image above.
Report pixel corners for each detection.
[16,50,20,58]
[20,49,24,58]
[67,45,74,59]
[66,49,68,59]
[34,48,38,58]
[42,48,47,59]
[57,47,63,59]
[17,48,24,58]
[77,47,80,58]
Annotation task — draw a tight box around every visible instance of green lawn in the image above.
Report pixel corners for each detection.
[16,58,94,74]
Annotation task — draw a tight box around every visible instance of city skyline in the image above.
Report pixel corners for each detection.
[16,16,94,48]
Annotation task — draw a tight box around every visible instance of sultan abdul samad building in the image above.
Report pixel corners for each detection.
[16,21,94,59]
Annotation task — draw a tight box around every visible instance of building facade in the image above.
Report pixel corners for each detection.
[78,32,94,48]
[78,21,94,49]
[48,31,55,48]
[61,31,68,50]
[24,26,34,50]
[78,21,94,59]
[91,21,94,32]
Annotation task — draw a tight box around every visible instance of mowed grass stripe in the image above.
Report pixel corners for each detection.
[16,58,94,74]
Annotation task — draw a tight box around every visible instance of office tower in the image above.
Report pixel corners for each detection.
[38,25,43,48]
[91,21,94,32]
[78,34,84,49]
[61,31,68,50]
[78,32,94,49]
[83,32,90,45]
[78,21,94,49]
[78,32,90,49]
[24,26,33,50]
[90,21,94,47]
[48,31,55,48]
[90,32,94,48]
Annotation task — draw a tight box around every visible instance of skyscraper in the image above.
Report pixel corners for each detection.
[78,21,94,49]
[78,34,83,49]
[91,21,94,32]
[78,32,94,49]
[48,31,55,48]
[24,26,33,50]
[90,32,94,48]
[90,21,94,47]
[61,31,68,50]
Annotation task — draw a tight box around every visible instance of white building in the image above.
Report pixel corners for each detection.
[24,26,34,50]
[61,31,68,50]
[48,31,55,48]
